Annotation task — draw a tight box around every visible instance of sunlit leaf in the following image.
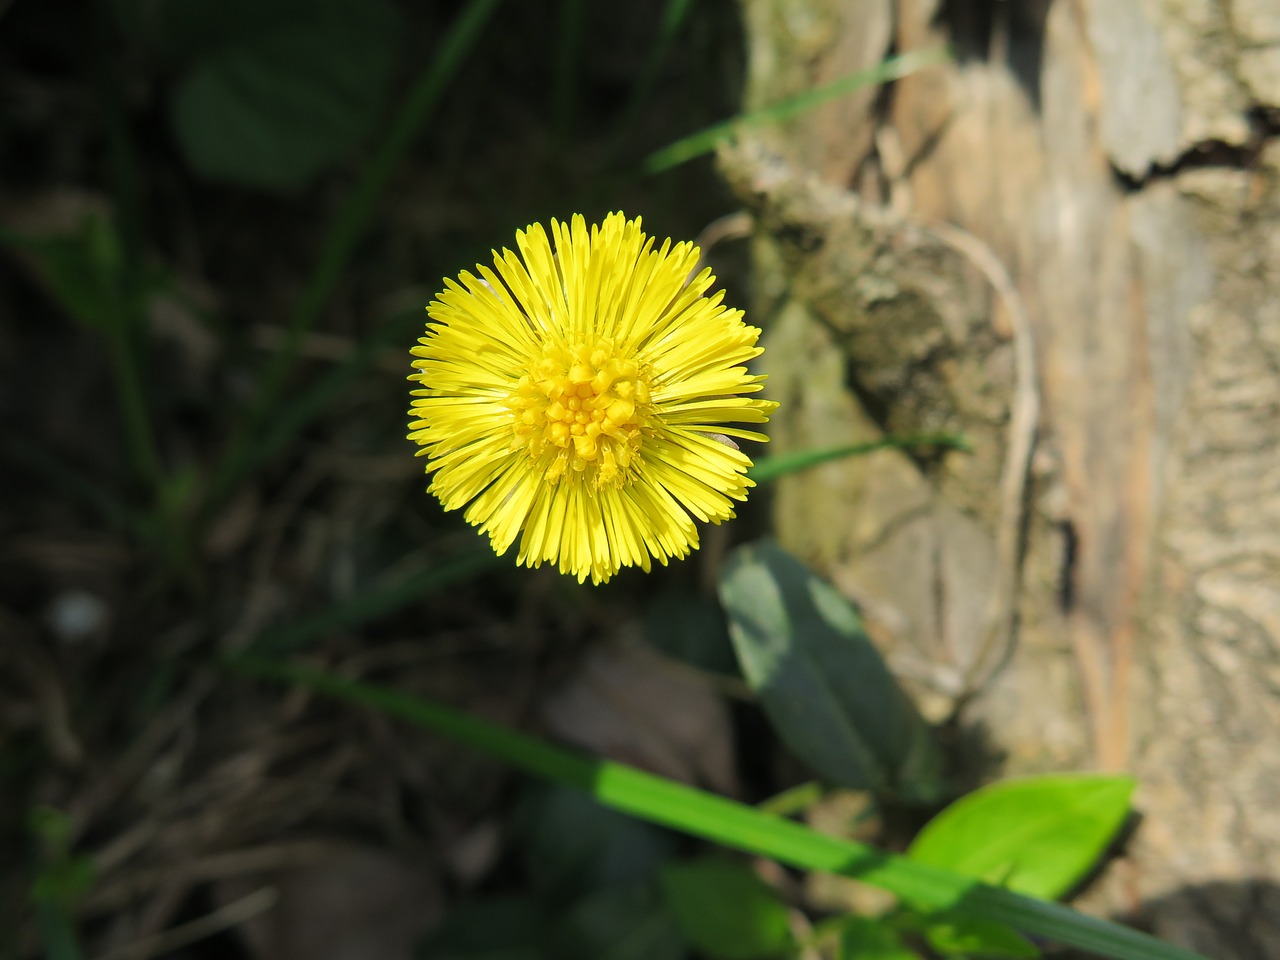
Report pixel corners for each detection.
[837,916,918,960]
[908,774,1135,900]
[659,858,792,960]
[919,912,1039,958]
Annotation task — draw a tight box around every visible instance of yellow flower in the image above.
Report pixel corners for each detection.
[408,212,777,584]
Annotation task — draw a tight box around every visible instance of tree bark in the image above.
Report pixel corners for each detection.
[723,1,1280,955]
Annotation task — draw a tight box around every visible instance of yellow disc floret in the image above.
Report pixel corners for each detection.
[505,340,651,486]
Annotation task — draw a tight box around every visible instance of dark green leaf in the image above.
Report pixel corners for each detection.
[171,0,399,191]
[837,916,918,960]
[718,541,944,802]
[908,774,1135,900]
[30,857,96,906]
[643,586,737,675]
[0,215,128,332]
[522,785,675,905]
[35,901,83,960]
[659,857,792,960]
[27,807,74,855]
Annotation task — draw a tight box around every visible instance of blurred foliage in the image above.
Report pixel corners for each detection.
[170,0,401,191]
[659,857,793,960]
[420,784,687,960]
[235,655,1188,960]
[27,808,93,960]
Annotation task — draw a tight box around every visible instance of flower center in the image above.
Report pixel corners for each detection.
[505,339,651,486]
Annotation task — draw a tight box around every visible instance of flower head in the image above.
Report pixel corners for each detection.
[408,212,777,584]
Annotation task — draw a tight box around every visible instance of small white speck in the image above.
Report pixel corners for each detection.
[47,589,108,644]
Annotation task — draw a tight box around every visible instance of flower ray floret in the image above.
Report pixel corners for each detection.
[408,212,777,584]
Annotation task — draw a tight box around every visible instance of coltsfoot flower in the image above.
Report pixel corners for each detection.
[408,212,777,584]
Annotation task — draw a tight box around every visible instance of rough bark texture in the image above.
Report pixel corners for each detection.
[724,1,1280,955]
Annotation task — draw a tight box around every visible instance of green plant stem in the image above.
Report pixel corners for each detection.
[93,0,164,495]
[756,780,825,817]
[34,902,82,960]
[247,548,503,654]
[213,308,422,510]
[212,0,503,506]
[227,657,1206,960]
[1,435,153,542]
[94,2,144,283]
[609,0,697,147]
[748,433,970,485]
[642,47,948,174]
[553,0,587,142]
[106,328,165,492]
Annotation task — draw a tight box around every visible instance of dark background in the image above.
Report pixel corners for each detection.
[0,1,767,957]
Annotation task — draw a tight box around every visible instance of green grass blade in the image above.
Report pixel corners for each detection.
[756,780,824,818]
[610,0,698,145]
[90,4,163,493]
[1,435,155,543]
[215,0,503,505]
[553,0,588,140]
[105,324,165,491]
[0,222,164,492]
[748,433,970,485]
[205,308,422,511]
[226,658,1207,960]
[34,902,82,960]
[247,549,503,654]
[642,47,948,174]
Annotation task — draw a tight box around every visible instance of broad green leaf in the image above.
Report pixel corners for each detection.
[718,541,944,802]
[837,916,918,960]
[919,913,1039,958]
[659,858,792,960]
[908,774,1135,900]
[171,0,399,191]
